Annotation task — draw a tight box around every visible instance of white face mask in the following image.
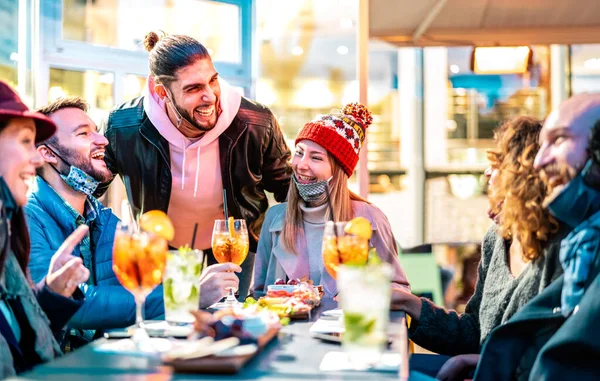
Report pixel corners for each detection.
[293,174,333,202]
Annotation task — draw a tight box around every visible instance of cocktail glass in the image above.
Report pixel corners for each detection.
[337,263,392,369]
[163,248,204,323]
[112,221,167,348]
[211,219,249,307]
[322,221,369,279]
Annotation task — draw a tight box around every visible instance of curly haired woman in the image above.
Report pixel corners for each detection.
[392,116,570,380]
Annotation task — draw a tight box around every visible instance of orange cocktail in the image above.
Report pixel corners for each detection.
[322,221,369,279]
[211,218,249,306]
[112,228,167,299]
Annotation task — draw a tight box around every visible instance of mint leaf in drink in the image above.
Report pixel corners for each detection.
[367,248,382,265]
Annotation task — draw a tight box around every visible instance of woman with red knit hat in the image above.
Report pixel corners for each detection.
[252,103,409,298]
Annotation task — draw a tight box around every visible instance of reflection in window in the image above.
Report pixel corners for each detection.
[570,44,600,94]
[48,68,114,125]
[444,46,550,166]
[62,0,240,63]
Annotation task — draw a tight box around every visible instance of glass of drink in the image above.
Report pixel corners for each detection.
[112,221,167,345]
[163,247,204,323]
[337,262,392,369]
[322,221,369,279]
[211,218,249,306]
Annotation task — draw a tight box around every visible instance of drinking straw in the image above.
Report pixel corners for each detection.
[122,175,137,228]
[191,222,198,249]
[324,184,338,233]
[223,189,229,226]
[324,184,342,261]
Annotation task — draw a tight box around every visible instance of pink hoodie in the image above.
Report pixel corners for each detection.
[143,78,242,250]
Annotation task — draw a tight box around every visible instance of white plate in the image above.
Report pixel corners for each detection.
[267,285,296,293]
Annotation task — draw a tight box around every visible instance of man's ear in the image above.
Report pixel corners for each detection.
[154,84,167,100]
[37,145,58,165]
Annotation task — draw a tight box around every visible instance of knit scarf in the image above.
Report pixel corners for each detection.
[547,159,600,317]
[0,251,62,378]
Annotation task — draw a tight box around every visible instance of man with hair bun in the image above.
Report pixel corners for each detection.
[97,31,292,300]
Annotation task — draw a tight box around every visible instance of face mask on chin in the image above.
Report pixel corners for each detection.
[547,159,600,228]
[293,174,333,203]
[44,145,100,196]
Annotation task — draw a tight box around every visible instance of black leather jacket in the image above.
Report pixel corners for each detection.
[96,96,292,251]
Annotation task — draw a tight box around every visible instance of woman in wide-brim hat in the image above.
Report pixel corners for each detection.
[0,80,90,377]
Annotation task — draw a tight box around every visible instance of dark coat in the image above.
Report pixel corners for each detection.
[474,225,600,380]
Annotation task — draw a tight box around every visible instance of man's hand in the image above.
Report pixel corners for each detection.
[436,354,480,381]
[198,263,241,308]
[46,225,91,297]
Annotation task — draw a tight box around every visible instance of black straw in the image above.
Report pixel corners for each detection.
[122,175,136,223]
[223,189,229,219]
[191,222,198,249]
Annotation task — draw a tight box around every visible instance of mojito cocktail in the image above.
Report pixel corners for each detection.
[337,263,392,369]
[163,248,203,323]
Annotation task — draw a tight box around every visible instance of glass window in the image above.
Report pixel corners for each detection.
[427,45,550,169]
[0,1,19,88]
[425,175,491,244]
[62,0,241,63]
[123,74,146,102]
[570,44,600,94]
[48,68,114,125]
[255,0,358,148]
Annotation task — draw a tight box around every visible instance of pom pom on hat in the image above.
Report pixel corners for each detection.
[295,102,372,176]
[342,102,373,129]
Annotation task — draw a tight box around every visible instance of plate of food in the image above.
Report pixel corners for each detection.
[247,278,322,320]
[162,308,281,374]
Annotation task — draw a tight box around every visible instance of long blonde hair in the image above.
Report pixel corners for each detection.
[281,154,367,254]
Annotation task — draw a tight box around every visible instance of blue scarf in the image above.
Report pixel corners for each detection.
[548,160,600,317]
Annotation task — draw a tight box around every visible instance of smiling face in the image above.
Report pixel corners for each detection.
[292,140,333,183]
[158,58,221,138]
[0,117,43,206]
[534,96,600,203]
[40,107,112,183]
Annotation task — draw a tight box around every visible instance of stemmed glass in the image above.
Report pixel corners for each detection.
[211,218,249,307]
[112,220,167,348]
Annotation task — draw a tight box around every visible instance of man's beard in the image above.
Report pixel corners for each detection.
[53,144,113,183]
[172,101,216,131]
[540,163,578,206]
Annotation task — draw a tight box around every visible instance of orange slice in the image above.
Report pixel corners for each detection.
[344,217,372,240]
[228,216,235,237]
[139,210,175,241]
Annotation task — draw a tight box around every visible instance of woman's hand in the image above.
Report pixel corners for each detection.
[46,225,91,297]
[436,354,480,381]
[391,285,423,320]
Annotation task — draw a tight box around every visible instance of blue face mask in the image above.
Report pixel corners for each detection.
[547,159,600,228]
[293,175,333,203]
[45,146,100,196]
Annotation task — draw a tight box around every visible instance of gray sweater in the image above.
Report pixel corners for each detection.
[409,225,568,356]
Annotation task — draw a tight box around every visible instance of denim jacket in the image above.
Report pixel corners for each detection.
[25,177,164,336]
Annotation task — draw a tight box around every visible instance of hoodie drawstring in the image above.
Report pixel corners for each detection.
[194,146,201,198]
[180,138,201,198]
[181,137,187,191]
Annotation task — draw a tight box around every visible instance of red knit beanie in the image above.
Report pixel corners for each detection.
[295,103,373,177]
